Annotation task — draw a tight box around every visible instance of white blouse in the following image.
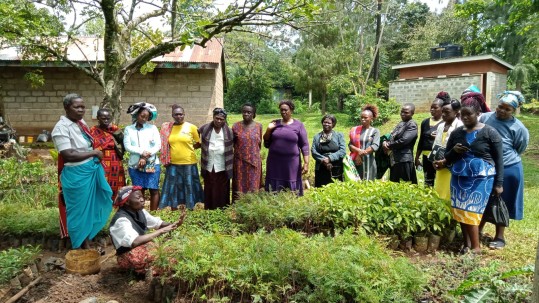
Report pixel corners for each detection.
[206,129,225,172]
[51,116,93,166]
[109,209,163,249]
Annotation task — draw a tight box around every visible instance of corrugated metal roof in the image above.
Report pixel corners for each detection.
[0,37,223,64]
[392,54,513,70]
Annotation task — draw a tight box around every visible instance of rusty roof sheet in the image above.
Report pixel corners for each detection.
[0,37,223,64]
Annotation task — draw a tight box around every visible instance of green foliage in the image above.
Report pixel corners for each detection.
[153,228,425,302]
[224,74,274,113]
[344,89,400,126]
[153,208,243,235]
[521,98,539,114]
[452,262,533,302]
[231,181,452,239]
[0,245,40,285]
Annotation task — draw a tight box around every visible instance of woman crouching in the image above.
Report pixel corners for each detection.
[109,186,186,274]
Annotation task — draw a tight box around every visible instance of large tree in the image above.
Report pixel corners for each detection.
[0,0,318,122]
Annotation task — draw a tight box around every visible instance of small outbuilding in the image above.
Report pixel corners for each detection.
[389,54,513,111]
[0,37,225,137]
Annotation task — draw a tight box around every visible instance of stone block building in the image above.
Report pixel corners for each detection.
[0,37,225,137]
[389,55,513,111]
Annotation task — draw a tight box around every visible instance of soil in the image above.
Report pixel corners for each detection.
[15,247,153,303]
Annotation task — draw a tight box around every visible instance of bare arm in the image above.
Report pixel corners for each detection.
[60,149,102,163]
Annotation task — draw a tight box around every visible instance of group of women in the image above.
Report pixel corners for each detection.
[415,88,529,254]
[52,88,528,260]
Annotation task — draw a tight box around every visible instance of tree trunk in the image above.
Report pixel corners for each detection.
[309,89,312,108]
[533,236,539,303]
[373,0,382,82]
[321,90,327,113]
[101,83,125,124]
[338,95,344,112]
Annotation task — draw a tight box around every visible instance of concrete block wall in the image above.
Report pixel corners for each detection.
[0,66,223,136]
[389,75,482,112]
[485,72,507,108]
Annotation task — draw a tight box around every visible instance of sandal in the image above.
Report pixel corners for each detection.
[488,238,506,249]
[458,246,470,255]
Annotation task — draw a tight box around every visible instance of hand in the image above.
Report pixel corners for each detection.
[324,162,333,171]
[382,142,390,153]
[159,223,178,235]
[433,159,445,170]
[453,143,470,154]
[302,163,309,175]
[321,157,330,165]
[414,158,421,168]
[267,121,277,131]
[431,131,437,138]
[93,149,104,160]
[358,149,367,157]
[177,205,187,226]
[493,185,503,196]
[141,151,151,159]
[353,155,363,166]
[138,158,147,169]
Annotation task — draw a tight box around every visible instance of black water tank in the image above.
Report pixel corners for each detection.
[430,43,463,59]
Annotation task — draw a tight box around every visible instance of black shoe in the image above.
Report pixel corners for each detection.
[488,238,506,249]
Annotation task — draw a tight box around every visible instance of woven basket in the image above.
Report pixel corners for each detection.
[65,249,101,275]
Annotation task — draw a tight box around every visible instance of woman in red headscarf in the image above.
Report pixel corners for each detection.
[109,186,186,274]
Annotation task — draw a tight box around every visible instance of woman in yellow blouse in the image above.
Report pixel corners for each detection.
[159,105,203,210]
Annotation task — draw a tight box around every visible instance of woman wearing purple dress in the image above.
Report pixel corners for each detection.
[263,100,310,196]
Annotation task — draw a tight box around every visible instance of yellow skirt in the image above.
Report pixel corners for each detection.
[434,168,451,201]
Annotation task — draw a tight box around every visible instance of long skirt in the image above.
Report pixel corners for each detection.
[232,158,262,201]
[421,155,436,187]
[61,160,113,248]
[314,161,343,187]
[501,162,524,220]
[450,175,494,226]
[434,168,451,201]
[159,164,203,210]
[117,244,154,274]
[203,169,230,210]
[128,165,161,189]
[389,162,418,184]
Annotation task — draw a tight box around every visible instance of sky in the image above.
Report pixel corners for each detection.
[418,0,451,13]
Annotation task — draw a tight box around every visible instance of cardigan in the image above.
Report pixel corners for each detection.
[444,125,504,186]
[311,131,346,171]
[199,122,234,179]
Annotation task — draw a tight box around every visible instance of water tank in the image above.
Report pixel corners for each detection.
[430,43,463,59]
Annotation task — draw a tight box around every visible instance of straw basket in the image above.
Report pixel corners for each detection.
[65,249,101,275]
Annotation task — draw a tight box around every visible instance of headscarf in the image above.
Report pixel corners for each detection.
[213,107,227,118]
[127,102,158,123]
[461,87,490,113]
[497,91,525,109]
[114,185,142,208]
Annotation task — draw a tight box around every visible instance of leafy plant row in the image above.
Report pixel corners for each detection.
[232,181,453,239]
[0,245,41,285]
[153,228,425,303]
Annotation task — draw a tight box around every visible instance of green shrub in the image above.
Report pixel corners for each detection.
[0,245,41,284]
[0,204,60,237]
[344,92,400,127]
[231,181,452,239]
[153,228,425,302]
[0,158,55,190]
[152,208,243,235]
[521,98,539,114]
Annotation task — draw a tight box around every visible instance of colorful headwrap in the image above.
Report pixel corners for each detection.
[497,91,525,109]
[114,185,143,208]
[461,90,490,113]
[127,102,158,123]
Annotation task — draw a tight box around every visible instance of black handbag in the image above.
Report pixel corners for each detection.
[428,144,446,162]
[483,194,510,227]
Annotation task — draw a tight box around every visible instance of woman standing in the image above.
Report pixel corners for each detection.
[433,99,463,201]
[52,93,113,249]
[159,105,203,210]
[434,99,503,254]
[348,105,381,181]
[232,103,263,201]
[479,91,529,249]
[90,108,126,200]
[415,96,444,186]
[311,114,346,187]
[199,108,234,209]
[124,102,161,211]
[263,100,310,196]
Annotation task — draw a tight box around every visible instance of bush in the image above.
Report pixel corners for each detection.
[521,98,539,114]
[153,228,425,302]
[344,93,400,127]
[152,208,243,235]
[0,245,41,285]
